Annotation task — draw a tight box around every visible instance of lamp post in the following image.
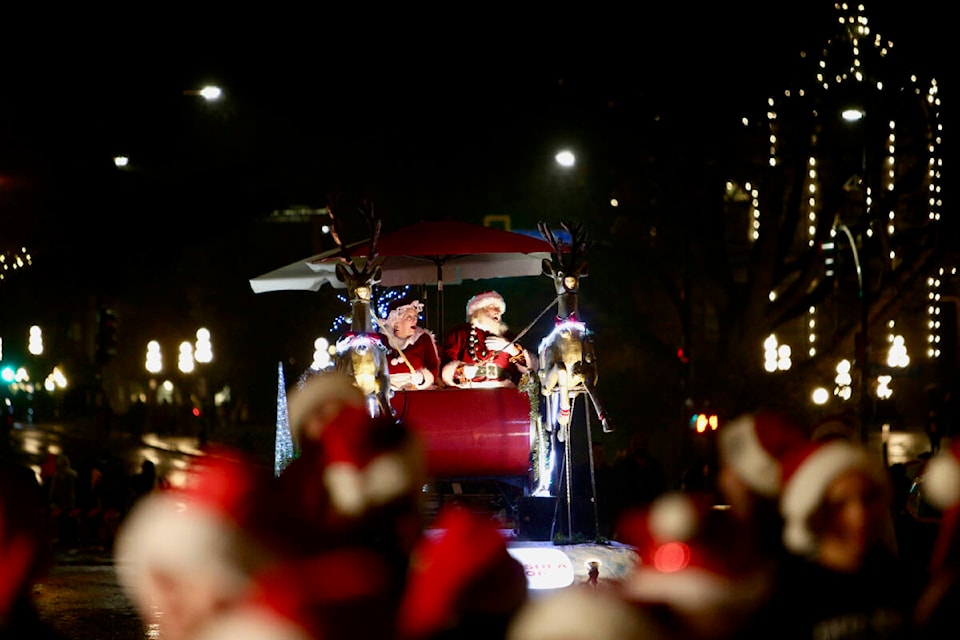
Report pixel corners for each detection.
[841,106,870,444]
[837,223,870,444]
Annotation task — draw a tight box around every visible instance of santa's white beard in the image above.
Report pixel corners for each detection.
[473,316,507,336]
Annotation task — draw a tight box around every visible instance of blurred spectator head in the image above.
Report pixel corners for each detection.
[114,448,276,640]
[780,439,893,569]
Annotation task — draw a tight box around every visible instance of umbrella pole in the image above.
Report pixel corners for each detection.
[436,262,444,337]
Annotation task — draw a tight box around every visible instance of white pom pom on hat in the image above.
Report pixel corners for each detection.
[466,291,506,319]
[923,441,960,512]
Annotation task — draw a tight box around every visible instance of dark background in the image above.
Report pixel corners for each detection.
[0,3,950,432]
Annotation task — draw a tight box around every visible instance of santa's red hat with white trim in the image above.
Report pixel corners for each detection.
[466,290,506,319]
[716,410,809,498]
[778,439,887,555]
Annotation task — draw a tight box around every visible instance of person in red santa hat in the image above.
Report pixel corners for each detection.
[273,370,427,583]
[714,410,810,565]
[747,438,925,639]
[441,290,537,388]
[378,298,440,391]
[113,447,280,640]
[616,490,775,640]
[912,439,960,637]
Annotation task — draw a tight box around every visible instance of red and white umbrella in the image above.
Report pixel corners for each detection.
[250,220,554,332]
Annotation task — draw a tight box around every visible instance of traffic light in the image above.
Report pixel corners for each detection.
[96,309,118,364]
[690,412,719,433]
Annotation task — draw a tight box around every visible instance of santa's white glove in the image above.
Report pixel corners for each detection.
[390,372,413,390]
[485,336,521,357]
[462,364,479,380]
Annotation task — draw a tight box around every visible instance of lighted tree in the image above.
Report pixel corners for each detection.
[594,3,947,428]
[274,361,295,477]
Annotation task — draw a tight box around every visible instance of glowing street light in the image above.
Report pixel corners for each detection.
[555,149,575,168]
[184,85,223,101]
[178,341,195,374]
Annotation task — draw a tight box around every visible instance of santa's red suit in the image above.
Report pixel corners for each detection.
[441,322,535,388]
[381,328,440,391]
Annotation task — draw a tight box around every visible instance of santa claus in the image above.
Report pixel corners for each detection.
[378,299,440,391]
[441,290,537,388]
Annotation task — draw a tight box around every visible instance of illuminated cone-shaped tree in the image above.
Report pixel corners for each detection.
[274,361,295,477]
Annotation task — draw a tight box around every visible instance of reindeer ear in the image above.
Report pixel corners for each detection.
[335,263,348,283]
[372,265,382,283]
[579,262,589,278]
[542,259,555,278]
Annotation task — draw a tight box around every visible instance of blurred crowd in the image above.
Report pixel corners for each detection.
[4,370,960,639]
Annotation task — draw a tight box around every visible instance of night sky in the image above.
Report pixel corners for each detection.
[2,4,946,257]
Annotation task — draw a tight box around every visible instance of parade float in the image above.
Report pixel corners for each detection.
[251,204,635,588]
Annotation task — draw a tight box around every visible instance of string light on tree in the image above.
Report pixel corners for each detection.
[763,334,792,372]
[331,285,411,333]
[835,359,853,401]
[886,320,909,368]
[752,2,945,372]
[877,375,893,400]
[0,246,32,282]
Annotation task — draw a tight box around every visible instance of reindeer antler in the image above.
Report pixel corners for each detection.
[560,220,593,276]
[328,196,384,286]
[539,220,593,276]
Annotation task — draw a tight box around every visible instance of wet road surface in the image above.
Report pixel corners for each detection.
[33,551,147,640]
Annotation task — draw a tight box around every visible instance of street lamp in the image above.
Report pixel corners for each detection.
[840,104,870,444]
[183,85,223,101]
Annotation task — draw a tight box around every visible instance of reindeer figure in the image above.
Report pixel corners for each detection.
[537,221,612,440]
[328,200,392,418]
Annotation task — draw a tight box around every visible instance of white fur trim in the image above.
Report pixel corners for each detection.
[442,360,462,387]
[114,493,267,610]
[323,438,425,517]
[923,451,960,511]
[507,587,660,640]
[193,606,312,640]
[466,291,506,319]
[623,566,731,611]
[780,441,871,555]
[623,566,772,617]
[649,493,699,541]
[416,368,434,389]
[717,414,780,497]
